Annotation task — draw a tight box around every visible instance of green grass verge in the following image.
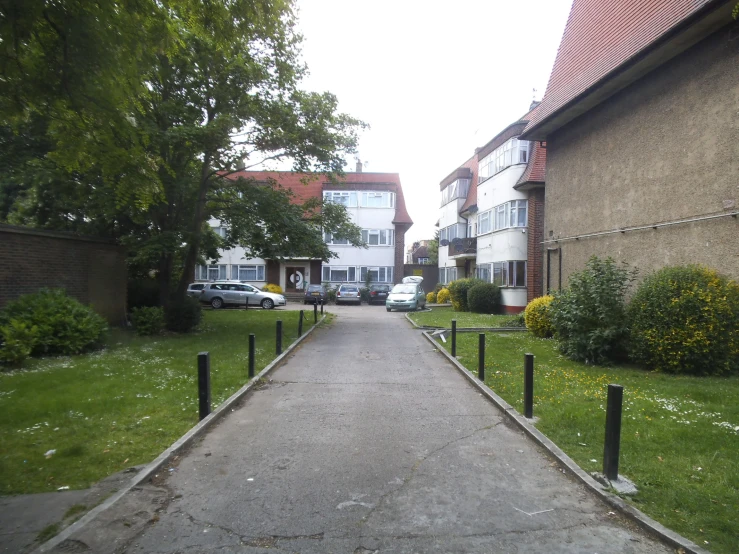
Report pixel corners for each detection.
[442,331,739,554]
[0,309,313,495]
[409,306,522,328]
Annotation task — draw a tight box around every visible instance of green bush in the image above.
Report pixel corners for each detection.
[549,257,636,364]
[447,278,484,312]
[434,283,444,293]
[324,285,337,304]
[360,287,370,303]
[127,277,160,310]
[436,288,451,304]
[0,289,108,357]
[467,282,501,314]
[524,295,555,338]
[426,291,437,303]
[501,313,526,328]
[0,320,38,366]
[628,265,739,375]
[165,295,202,333]
[130,306,165,336]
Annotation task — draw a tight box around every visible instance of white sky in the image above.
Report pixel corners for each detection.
[293,0,573,245]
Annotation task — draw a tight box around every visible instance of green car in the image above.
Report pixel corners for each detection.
[386,277,426,312]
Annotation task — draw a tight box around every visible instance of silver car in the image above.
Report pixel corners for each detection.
[335,284,361,305]
[198,281,286,309]
[386,276,426,312]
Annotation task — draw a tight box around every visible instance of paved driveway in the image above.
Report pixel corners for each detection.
[59,305,672,553]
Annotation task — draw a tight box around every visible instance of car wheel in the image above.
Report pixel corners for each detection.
[386,308,391,312]
[210,297,224,309]
[261,298,274,309]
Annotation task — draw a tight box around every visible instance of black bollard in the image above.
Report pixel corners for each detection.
[197,352,211,421]
[298,310,304,337]
[603,384,624,480]
[314,302,318,323]
[451,320,457,357]
[321,301,324,315]
[524,353,534,418]
[276,320,283,355]
[248,334,255,379]
[478,333,485,381]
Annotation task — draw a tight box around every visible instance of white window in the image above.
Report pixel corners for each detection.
[439,266,458,285]
[478,210,492,235]
[322,266,357,282]
[324,231,350,245]
[323,191,358,207]
[476,263,491,282]
[359,266,393,283]
[478,138,530,183]
[440,179,471,206]
[231,265,265,281]
[493,261,527,287]
[212,226,227,238]
[196,264,227,281]
[361,229,394,246]
[417,257,430,264]
[493,200,528,231]
[467,220,474,238]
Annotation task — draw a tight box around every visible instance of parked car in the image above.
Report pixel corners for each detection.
[304,284,328,305]
[386,276,426,312]
[198,281,286,309]
[187,283,206,298]
[336,284,361,305]
[368,284,391,305]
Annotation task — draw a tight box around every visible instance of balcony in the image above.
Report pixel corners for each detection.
[446,237,477,258]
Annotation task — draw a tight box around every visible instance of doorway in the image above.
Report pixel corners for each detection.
[285,267,305,291]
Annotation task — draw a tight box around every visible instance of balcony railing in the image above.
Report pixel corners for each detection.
[446,237,477,257]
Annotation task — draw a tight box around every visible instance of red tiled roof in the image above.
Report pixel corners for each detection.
[524,0,718,138]
[516,141,547,186]
[226,170,413,227]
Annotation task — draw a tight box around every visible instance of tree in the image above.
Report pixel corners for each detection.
[1,0,367,305]
[428,229,440,265]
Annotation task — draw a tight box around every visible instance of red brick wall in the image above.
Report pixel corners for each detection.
[0,225,127,324]
[527,187,545,303]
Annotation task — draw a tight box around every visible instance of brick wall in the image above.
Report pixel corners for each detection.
[526,187,545,303]
[394,224,410,284]
[0,225,127,324]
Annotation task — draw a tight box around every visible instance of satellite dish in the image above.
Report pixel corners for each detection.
[451,237,462,245]
[440,239,449,246]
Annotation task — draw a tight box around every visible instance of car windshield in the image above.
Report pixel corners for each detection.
[391,285,416,294]
[307,285,323,292]
[341,286,358,292]
[371,285,390,291]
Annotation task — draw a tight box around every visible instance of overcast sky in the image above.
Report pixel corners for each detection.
[293,0,573,245]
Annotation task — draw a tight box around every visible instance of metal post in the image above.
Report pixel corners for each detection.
[314,302,318,323]
[298,310,304,337]
[276,320,283,355]
[478,333,485,381]
[603,384,624,480]
[321,301,324,315]
[451,320,457,357]
[197,352,211,421]
[524,353,534,418]
[248,334,255,379]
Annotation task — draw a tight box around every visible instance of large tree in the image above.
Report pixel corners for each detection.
[0,0,366,304]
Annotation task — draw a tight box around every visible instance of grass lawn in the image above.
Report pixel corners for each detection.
[410,306,521,328]
[441,331,739,554]
[0,309,316,495]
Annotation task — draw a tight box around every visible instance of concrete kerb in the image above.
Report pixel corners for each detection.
[35,315,328,554]
[404,312,528,333]
[421,330,710,554]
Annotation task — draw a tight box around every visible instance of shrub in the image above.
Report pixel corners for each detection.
[325,286,337,304]
[0,289,108,357]
[501,313,526,328]
[447,278,483,312]
[426,291,437,303]
[165,295,202,333]
[360,287,370,303]
[467,282,501,314]
[0,320,38,366]
[436,288,451,304]
[549,257,636,364]
[628,265,739,375]
[127,278,160,310]
[130,306,165,336]
[434,283,444,293]
[263,283,283,294]
[524,295,555,338]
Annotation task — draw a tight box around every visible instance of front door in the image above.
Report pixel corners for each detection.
[285,267,305,291]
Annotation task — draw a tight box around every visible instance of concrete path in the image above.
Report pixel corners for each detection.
[48,305,671,553]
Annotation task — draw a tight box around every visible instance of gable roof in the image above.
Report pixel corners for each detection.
[515,140,547,189]
[226,170,413,227]
[522,0,732,140]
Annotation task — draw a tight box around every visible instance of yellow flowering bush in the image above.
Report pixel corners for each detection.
[263,283,283,294]
[628,265,739,375]
[524,295,554,338]
[426,291,437,303]
[436,287,451,304]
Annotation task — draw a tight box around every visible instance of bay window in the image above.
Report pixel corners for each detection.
[493,261,527,287]
[478,138,530,183]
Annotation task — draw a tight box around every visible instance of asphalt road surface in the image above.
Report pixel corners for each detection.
[58,305,674,553]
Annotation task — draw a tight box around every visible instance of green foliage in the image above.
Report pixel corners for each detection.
[0,320,38,366]
[0,289,107,358]
[164,296,202,334]
[325,286,337,304]
[436,288,451,304]
[524,295,555,338]
[130,307,165,337]
[628,265,739,375]
[501,313,526,328]
[549,257,636,364]
[263,283,283,294]
[359,287,370,303]
[447,278,483,312]
[426,291,437,303]
[127,278,160,310]
[467,282,501,314]
[433,283,444,293]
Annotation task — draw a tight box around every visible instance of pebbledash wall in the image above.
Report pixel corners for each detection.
[542,27,739,290]
[0,224,127,324]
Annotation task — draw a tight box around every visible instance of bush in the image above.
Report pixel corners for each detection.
[0,289,108,357]
[436,288,451,304]
[447,278,484,312]
[549,257,636,364]
[130,306,165,336]
[628,265,739,375]
[360,287,370,303]
[501,313,526,328]
[434,283,444,293]
[127,277,160,310]
[165,295,202,333]
[467,282,501,314]
[426,291,437,303]
[524,295,555,338]
[326,287,337,304]
[263,283,282,294]
[0,320,38,366]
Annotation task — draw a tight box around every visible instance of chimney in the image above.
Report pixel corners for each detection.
[355,160,363,173]
[529,100,541,111]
